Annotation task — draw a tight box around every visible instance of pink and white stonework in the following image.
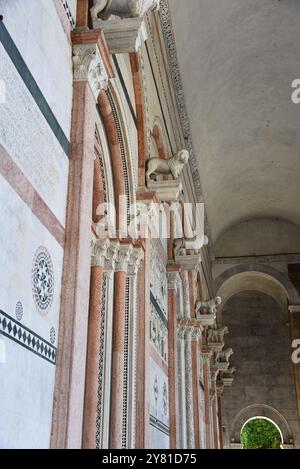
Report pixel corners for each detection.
[0,0,300,450]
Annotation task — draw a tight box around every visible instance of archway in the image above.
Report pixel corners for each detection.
[230,405,294,449]
[240,417,283,449]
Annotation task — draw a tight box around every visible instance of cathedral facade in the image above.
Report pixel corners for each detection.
[0,0,300,450]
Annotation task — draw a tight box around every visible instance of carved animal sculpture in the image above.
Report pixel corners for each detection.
[146,149,189,183]
[174,233,208,256]
[195,296,222,316]
[207,326,228,342]
[91,0,160,21]
[218,347,233,363]
[225,367,236,376]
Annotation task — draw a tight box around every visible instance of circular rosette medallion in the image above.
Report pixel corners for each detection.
[32,247,54,315]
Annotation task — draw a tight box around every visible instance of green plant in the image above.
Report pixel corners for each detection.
[241,418,281,449]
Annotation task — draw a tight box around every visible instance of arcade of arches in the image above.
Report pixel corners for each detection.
[0,0,300,449]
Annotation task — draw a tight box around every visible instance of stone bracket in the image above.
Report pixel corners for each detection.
[93,18,148,54]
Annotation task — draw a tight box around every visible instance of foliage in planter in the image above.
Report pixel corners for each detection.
[241,418,281,449]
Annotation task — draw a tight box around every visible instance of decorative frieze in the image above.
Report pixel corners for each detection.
[73,44,109,99]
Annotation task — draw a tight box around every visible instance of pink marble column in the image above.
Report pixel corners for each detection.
[51,30,110,449]
[167,268,180,449]
[110,270,127,448]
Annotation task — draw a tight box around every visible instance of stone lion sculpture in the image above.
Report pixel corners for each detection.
[146,149,189,183]
[217,348,233,363]
[207,325,228,342]
[174,233,209,256]
[195,296,222,317]
[91,0,160,21]
[225,366,236,376]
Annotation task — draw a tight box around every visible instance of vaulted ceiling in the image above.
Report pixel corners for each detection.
[168,0,300,256]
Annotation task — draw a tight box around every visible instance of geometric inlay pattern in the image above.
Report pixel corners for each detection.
[32,246,54,315]
[0,309,57,365]
[15,301,23,321]
[50,326,56,345]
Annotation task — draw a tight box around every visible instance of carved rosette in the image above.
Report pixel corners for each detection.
[73,44,108,100]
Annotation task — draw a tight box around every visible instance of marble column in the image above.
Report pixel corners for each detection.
[83,239,110,448]
[177,325,187,448]
[210,367,220,449]
[202,350,212,449]
[181,271,190,320]
[217,391,224,449]
[51,31,110,449]
[191,328,201,448]
[110,245,143,448]
[289,305,300,419]
[184,326,195,448]
[167,269,180,449]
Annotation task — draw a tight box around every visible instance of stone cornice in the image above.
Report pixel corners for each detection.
[214,253,300,265]
[289,305,300,313]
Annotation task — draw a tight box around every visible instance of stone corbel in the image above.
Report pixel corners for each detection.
[94,18,148,54]
[289,305,300,314]
[73,43,109,99]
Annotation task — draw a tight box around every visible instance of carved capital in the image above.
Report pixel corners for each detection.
[128,247,144,276]
[103,241,119,272]
[177,324,186,340]
[191,327,201,342]
[115,244,133,273]
[73,43,108,99]
[91,238,110,267]
[167,271,180,291]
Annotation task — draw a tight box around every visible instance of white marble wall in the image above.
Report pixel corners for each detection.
[0,44,69,225]
[0,0,72,448]
[0,176,64,448]
[150,358,169,428]
[0,0,74,136]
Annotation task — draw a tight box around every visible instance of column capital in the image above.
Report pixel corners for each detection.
[128,247,144,276]
[167,271,181,291]
[72,28,115,100]
[289,305,300,313]
[177,324,186,340]
[91,238,110,267]
[115,244,134,273]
